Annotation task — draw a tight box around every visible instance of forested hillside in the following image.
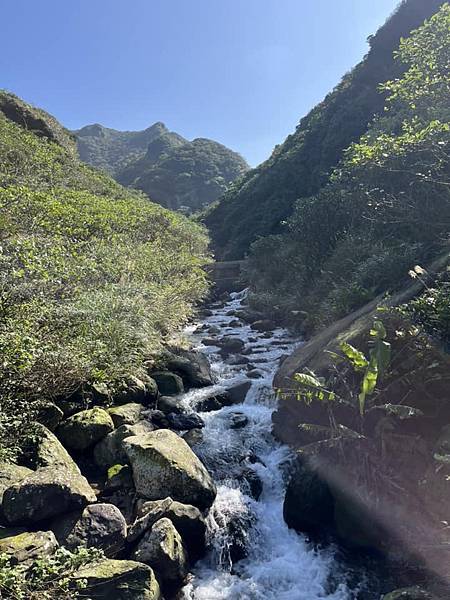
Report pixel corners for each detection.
[75,122,248,213]
[245,2,450,333]
[0,91,210,458]
[204,0,445,260]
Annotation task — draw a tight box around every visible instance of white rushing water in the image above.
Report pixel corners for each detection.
[180,291,355,600]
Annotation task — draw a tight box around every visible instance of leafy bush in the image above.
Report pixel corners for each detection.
[0,547,103,599]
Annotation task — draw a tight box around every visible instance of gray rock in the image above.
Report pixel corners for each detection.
[157,395,184,415]
[151,372,184,396]
[0,463,33,521]
[52,503,126,557]
[33,424,82,472]
[166,349,214,387]
[195,391,232,412]
[182,428,203,447]
[3,467,96,524]
[94,421,154,469]
[73,559,161,599]
[166,413,205,431]
[246,369,264,379]
[226,381,251,404]
[250,319,276,332]
[131,517,188,587]
[0,530,58,564]
[382,588,435,600]
[115,375,158,406]
[36,402,64,431]
[229,413,249,429]
[124,429,216,510]
[107,403,145,428]
[57,407,114,451]
[219,337,245,355]
[131,497,206,560]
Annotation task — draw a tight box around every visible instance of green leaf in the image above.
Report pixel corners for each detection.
[339,341,369,370]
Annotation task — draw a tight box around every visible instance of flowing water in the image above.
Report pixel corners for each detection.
[179,291,362,600]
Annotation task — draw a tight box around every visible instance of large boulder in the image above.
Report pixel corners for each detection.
[0,530,58,564]
[107,403,145,428]
[166,413,205,431]
[283,457,334,535]
[124,429,216,510]
[165,349,214,387]
[151,372,184,396]
[250,319,276,332]
[73,559,161,599]
[130,497,206,560]
[33,424,81,472]
[226,381,251,405]
[57,407,114,451]
[3,466,96,524]
[52,503,127,557]
[131,518,188,588]
[0,463,33,522]
[94,421,154,469]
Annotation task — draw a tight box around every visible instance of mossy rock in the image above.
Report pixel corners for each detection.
[124,429,216,510]
[3,466,96,524]
[0,463,33,521]
[107,403,145,427]
[33,424,81,473]
[131,517,187,588]
[94,421,154,469]
[73,559,161,599]
[57,407,115,451]
[0,530,58,564]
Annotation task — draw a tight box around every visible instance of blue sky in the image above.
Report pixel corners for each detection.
[1,0,399,166]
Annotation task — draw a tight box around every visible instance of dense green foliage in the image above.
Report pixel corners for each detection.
[204,0,445,260]
[75,123,248,213]
[0,547,103,599]
[245,2,450,332]
[0,96,210,459]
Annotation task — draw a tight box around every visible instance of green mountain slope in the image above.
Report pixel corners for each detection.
[0,91,210,457]
[204,0,445,259]
[74,123,248,213]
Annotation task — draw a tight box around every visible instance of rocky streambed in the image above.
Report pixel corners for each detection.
[0,290,399,599]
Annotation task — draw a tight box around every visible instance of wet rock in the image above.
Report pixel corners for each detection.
[147,409,169,429]
[0,530,58,564]
[151,371,184,396]
[57,407,114,451]
[283,457,334,535]
[225,355,250,366]
[198,308,213,317]
[229,412,249,429]
[195,391,232,412]
[107,403,145,427]
[228,319,243,327]
[124,429,216,510]
[166,412,205,431]
[219,337,245,355]
[234,310,262,324]
[3,466,96,524]
[226,381,251,405]
[182,428,203,447]
[94,421,154,469]
[52,503,127,557]
[246,369,264,379]
[202,338,221,346]
[250,319,276,332]
[131,517,188,588]
[73,559,161,599]
[382,588,435,600]
[251,358,269,364]
[156,395,184,415]
[239,468,263,500]
[207,326,221,335]
[165,348,214,388]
